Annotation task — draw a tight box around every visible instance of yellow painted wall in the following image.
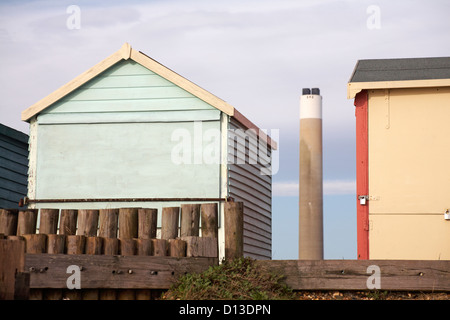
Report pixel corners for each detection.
[368,87,450,259]
[369,215,450,259]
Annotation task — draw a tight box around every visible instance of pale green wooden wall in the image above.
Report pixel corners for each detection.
[33,60,222,205]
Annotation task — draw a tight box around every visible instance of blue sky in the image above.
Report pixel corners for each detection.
[1,0,449,259]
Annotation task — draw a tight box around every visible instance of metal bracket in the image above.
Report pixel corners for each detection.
[358,195,369,206]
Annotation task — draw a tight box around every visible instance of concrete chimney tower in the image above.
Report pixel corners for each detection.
[299,88,324,260]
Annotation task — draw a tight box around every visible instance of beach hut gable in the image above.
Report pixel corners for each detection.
[37,59,219,124]
[21,43,234,122]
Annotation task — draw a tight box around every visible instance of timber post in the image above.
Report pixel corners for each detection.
[38,209,59,235]
[17,209,38,236]
[161,207,179,240]
[0,209,18,236]
[180,204,200,237]
[224,201,244,261]
[77,209,99,237]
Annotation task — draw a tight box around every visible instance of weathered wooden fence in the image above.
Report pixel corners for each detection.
[0,202,245,300]
[256,259,450,292]
[3,202,448,300]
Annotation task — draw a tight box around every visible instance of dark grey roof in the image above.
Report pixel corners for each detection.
[349,57,450,82]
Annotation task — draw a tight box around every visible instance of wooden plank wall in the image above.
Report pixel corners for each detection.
[256,260,450,292]
[0,124,28,209]
[29,59,222,208]
[227,117,272,260]
[42,60,218,115]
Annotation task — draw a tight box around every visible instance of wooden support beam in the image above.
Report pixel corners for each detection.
[47,235,65,254]
[103,238,119,255]
[23,234,47,254]
[85,237,103,255]
[39,209,59,235]
[17,209,38,236]
[181,236,218,258]
[224,202,244,261]
[13,272,30,300]
[118,208,138,297]
[0,239,28,300]
[66,235,85,255]
[100,237,118,300]
[200,203,218,239]
[0,209,18,236]
[255,260,450,292]
[136,239,152,256]
[77,210,99,237]
[161,207,179,240]
[98,209,119,238]
[119,239,136,256]
[180,204,200,237]
[64,235,85,300]
[136,238,153,300]
[83,236,102,300]
[138,208,157,239]
[119,208,138,239]
[22,232,43,300]
[355,90,369,259]
[7,235,24,241]
[25,254,218,289]
[59,210,78,235]
[45,234,65,300]
[168,239,187,257]
[152,239,168,256]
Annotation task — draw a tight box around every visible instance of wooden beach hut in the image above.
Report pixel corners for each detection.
[20,43,276,260]
[348,57,450,260]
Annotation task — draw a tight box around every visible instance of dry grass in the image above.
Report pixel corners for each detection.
[162,257,295,300]
[161,257,449,301]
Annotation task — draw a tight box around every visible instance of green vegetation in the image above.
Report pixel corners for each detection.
[162,257,295,300]
[367,290,390,300]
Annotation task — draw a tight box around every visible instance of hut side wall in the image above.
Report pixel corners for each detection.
[227,117,272,260]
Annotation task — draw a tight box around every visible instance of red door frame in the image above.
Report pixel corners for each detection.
[355,90,369,259]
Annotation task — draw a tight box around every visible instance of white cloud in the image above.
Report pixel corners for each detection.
[323,180,356,195]
[273,182,299,197]
[273,180,356,196]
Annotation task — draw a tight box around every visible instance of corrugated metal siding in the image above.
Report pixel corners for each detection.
[0,124,28,209]
[227,118,272,260]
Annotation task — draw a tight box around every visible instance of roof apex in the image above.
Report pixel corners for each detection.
[21,43,277,149]
[21,43,235,122]
[120,42,132,60]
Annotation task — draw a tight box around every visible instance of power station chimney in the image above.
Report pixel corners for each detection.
[299,87,324,260]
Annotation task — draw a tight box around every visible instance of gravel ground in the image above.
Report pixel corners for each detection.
[294,291,450,300]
